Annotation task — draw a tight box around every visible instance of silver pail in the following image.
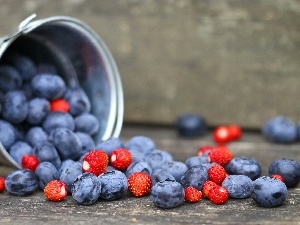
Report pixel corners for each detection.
[0,14,124,170]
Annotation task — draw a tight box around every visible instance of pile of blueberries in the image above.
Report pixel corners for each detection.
[0,52,300,209]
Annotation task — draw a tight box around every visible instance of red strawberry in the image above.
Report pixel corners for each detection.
[128,172,152,197]
[82,150,109,176]
[213,126,231,144]
[208,185,229,205]
[50,98,70,112]
[208,163,228,185]
[44,180,68,202]
[184,186,202,203]
[21,155,39,172]
[110,148,132,170]
[271,174,284,183]
[197,145,213,156]
[208,145,233,166]
[202,180,218,198]
[0,177,5,193]
[227,124,242,141]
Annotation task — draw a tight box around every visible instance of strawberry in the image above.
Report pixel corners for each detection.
[208,163,228,185]
[213,126,231,144]
[0,177,5,193]
[271,174,284,183]
[44,180,68,202]
[110,148,132,170]
[128,172,152,197]
[50,98,70,112]
[184,186,202,203]
[208,185,229,205]
[21,155,39,172]
[82,150,109,176]
[202,180,218,198]
[227,124,242,141]
[197,145,213,156]
[208,145,233,166]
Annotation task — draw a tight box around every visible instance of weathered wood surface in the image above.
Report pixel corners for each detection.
[0,125,300,225]
[1,0,300,128]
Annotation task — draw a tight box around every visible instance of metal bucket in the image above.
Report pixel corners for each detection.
[0,14,124,169]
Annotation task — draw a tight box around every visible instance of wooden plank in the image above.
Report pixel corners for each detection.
[0,0,300,128]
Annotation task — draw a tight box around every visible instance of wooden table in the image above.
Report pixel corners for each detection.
[0,125,299,225]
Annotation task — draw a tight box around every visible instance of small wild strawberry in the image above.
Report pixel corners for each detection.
[128,172,152,197]
[82,149,109,176]
[110,148,132,171]
[213,126,231,144]
[21,155,39,172]
[271,174,284,183]
[0,177,5,193]
[208,163,228,185]
[197,145,213,156]
[202,180,218,198]
[50,98,70,112]
[208,145,233,166]
[44,180,68,202]
[208,185,229,205]
[227,124,242,141]
[184,186,202,203]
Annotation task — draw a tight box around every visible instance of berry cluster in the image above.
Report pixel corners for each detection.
[1,128,299,209]
[0,53,299,210]
[0,52,98,171]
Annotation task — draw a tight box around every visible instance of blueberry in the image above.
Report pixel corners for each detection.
[150,180,184,209]
[35,161,58,189]
[98,170,128,200]
[2,90,28,124]
[59,161,82,193]
[185,156,209,169]
[74,113,99,136]
[56,159,76,178]
[43,112,75,134]
[222,175,253,198]
[71,172,101,205]
[26,98,50,125]
[126,136,156,155]
[129,149,146,162]
[13,122,28,141]
[161,161,188,183]
[125,161,152,178]
[150,168,176,186]
[226,157,262,180]
[9,141,33,165]
[146,149,173,170]
[34,141,62,169]
[0,66,22,93]
[262,116,297,143]
[49,127,82,160]
[37,63,57,74]
[0,119,16,149]
[96,137,125,156]
[251,176,288,207]
[8,54,37,81]
[25,126,49,148]
[268,158,300,188]
[64,86,91,116]
[176,113,207,138]
[75,132,95,156]
[181,165,208,190]
[31,74,66,100]
[5,169,38,196]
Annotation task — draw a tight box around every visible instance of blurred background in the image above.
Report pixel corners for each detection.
[0,0,299,130]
